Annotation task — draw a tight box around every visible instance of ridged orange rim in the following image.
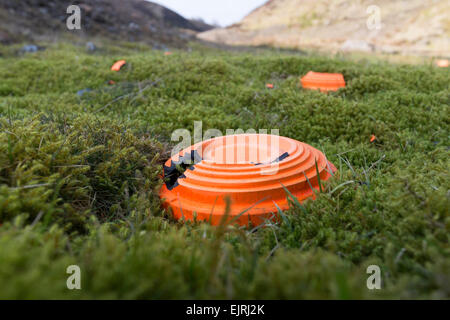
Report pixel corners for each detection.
[301,71,346,92]
[159,134,336,226]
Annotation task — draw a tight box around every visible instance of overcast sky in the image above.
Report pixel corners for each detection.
[150,0,268,27]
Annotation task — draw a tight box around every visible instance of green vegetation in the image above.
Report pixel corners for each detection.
[0,42,448,299]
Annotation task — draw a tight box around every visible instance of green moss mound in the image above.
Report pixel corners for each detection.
[0,43,448,299]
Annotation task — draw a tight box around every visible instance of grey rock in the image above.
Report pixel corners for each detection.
[21,44,39,53]
[86,42,96,52]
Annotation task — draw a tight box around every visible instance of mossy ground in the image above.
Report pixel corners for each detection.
[0,42,448,299]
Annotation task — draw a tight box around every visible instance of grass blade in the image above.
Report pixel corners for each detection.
[272,200,291,229]
[280,182,308,214]
[302,171,316,195]
[315,158,323,193]
[228,196,270,225]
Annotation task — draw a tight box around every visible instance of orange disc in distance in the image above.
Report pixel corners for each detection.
[159,134,336,226]
[301,71,346,92]
[436,59,449,68]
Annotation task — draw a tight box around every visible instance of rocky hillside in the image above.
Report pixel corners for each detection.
[198,0,449,56]
[0,0,212,46]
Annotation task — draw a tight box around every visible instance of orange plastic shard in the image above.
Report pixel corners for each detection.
[266,83,274,89]
[301,71,346,92]
[159,134,337,226]
[111,60,126,72]
[370,135,377,143]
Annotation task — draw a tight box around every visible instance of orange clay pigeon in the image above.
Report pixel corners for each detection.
[301,71,346,92]
[159,134,337,226]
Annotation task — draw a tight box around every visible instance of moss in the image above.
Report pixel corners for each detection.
[0,42,448,299]
[0,114,163,232]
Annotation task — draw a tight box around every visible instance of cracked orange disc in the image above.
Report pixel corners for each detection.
[301,71,346,92]
[159,134,336,226]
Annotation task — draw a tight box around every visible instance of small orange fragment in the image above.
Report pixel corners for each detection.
[164,51,173,56]
[266,83,274,89]
[436,59,449,68]
[108,80,116,85]
[370,135,377,143]
[301,71,346,92]
[111,60,126,72]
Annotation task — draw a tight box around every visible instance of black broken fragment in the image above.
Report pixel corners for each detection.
[164,150,203,190]
[273,152,290,163]
[252,152,290,166]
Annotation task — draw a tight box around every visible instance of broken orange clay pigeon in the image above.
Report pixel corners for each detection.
[370,135,377,143]
[164,51,173,56]
[301,71,346,92]
[159,134,336,226]
[266,83,274,89]
[111,60,126,71]
[436,59,449,68]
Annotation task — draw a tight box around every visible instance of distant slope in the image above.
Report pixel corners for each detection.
[0,0,213,45]
[198,0,450,56]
